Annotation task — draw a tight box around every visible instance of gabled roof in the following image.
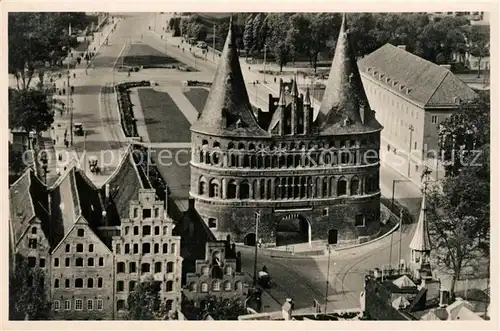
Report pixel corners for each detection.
[393,275,417,289]
[190,17,269,138]
[267,86,287,133]
[358,43,477,107]
[409,193,431,251]
[9,168,49,246]
[101,149,144,223]
[315,14,382,136]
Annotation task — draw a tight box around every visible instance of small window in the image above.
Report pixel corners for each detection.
[201,282,208,292]
[76,257,84,267]
[208,218,217,228]
[322,208,329,216]
[65,258,70,267]
[117,262,125,273]
[40,258,45,268]
[31,227,37,234]
[154,208,160,218]
[154,262,162,273]
[28,238,37,249]
[224,281,232,291]
[355,214,365,227]
[125,226,130,235]
[75,278,83,288]
[89,244,94,253]
[77,229,84,237]
[76,244,83,252]
[53,300,60,311]
[225,265,232,275]
[65,244,70,252]
[154,243,159,254]
[133,244,139,254]
[171,243,176,254]
[125,243,130,254]
[54,258,59,267]
[166,261,174,273]
[27,257,36,268]
[142,243,151,254]
[87,299,94,311]
[88,257,95,266]
[97,277,103,288]
[129,281,136,291]
[154,226,160,235]
[87,278,94,288]
[133,208,138,218]
[431,115,438,124]
[129,262,137,273]
[133,226,139,235]
[54,279,60,288]
[142,209,151,219]
[142,225,151,236]
[65,279,70,288]
[97,299,103,310]
[414,141,418,149]
[163,226,168,235]
[75,299,83,311]
[141,263,151,273]
[211,280,220,292]
[166,280,174,292]
[117,281,124,292]
[99,257,104,266]
[64,300,71,311]
[163,243,168,254]
[117,300,126,311]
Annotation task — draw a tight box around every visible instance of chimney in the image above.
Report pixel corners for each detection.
[105,183,110,199]
[397,45,407,51]
[188,198,195,211]
[440,64,451,70]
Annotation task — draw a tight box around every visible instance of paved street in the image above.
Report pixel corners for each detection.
[35,12,425,313]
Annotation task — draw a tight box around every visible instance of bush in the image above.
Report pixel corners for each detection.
[115,81,151,137]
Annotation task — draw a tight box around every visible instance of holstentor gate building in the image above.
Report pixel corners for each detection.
[190,16,383,246]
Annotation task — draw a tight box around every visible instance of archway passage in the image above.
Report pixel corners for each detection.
[244,233,256,246]
[275,214,310,247]
[328,229,338,245]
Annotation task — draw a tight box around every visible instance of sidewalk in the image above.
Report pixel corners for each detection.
[242,272,283,313]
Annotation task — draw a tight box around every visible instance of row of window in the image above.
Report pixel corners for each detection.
[116,299,174,312]
[130,207,161,219]
[54,257,104,268]
[27,256,45,268]
[188,280,243,293]
[117,280,175,292]
[198,175,379,200]
[197,149,378,168]
[54,277,104,289]
[199,139,376,151]
[116,261,175,274]
[121,225,170,237]
[53,299,103,311]
[116,242,176,255]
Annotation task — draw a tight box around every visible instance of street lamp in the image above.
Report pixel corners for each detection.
[408,124,414,178]
[324,245,336,314]
[253,211,261,286]
[388,179,411,269]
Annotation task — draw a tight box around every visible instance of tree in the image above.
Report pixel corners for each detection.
[9,88,54,135]
[252,13,264,53]
[126,278,173,320]
[182,295,247,320]
[242,14,254,58]
[465,25,490,77]
[9,144,26,179]
[9,255,50,320]
[266,14,293,72]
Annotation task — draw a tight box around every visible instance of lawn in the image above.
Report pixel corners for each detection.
[152,147,191,200]
[123,43,184,68]
[138,88,192,142]
[183,88,209,113]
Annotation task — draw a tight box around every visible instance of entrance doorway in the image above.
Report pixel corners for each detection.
[275,214,311,247]
[328,229,338,245]
[244,233,256,246]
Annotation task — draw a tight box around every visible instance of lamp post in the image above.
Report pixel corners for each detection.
[389,179,410,268]
[253,211,261,286]
[407,124,414,178]
[263,44,267,83]
[213,24,216,61]
[325,244,331,313]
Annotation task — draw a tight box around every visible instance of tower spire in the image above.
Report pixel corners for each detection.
[278,84,287,106]
[409,186,432,279]
[291,73,298,97]
[304,87,311,105]
[190,14,268,137]
[314,12,382,135]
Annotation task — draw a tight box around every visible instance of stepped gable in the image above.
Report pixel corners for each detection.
[9,168,49,246]
[315,14,382,135]
[190,17,269,138]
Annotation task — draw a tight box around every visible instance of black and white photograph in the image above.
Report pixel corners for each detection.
[5,4,495,324]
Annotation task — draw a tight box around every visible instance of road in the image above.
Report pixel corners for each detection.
[68,13,425,312]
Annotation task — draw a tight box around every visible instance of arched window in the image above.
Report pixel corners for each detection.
[31,227,37,234]
[141,263,150,273]
[76,257,84,267]
[117,262,125,273]
[75,278,83,288]
[166,261,174,273]
[163,243,168,253]
[87,278,94,288]
[240,181,250,199]
[165,300,173,312]
[199,177,207,195]
[88,258,94,266]
[227,180,237,199]
[252,155,258,168]
[224,281,232,291]
[129,262,137,273]
[228,142,234,150]
[260,179,266,199]
[337,177,347,196]
[351,176,360,195]
[213,141,220,148]
[322,177,328,197]
[202,139,209,146]
[201,282,208,292]
[189,282,197,292]
[201,266,209,276]
[209,179,219,198]
[243,155,250,167]
[249,143,255,150]
[315,177,321,198]
[211,280,220,291]
[225,265,232,275]
[117,300,126,311]
[238,143,245,150]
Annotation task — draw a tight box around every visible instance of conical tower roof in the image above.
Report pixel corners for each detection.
[315,14,382,135]
[409,193,432,251]
[304,87,311,105]
[190,17,268,138]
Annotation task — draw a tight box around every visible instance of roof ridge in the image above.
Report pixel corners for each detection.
[69,169,82,220]
[129,152,145,190]
[423,70,450,107]
[101,147,132,188]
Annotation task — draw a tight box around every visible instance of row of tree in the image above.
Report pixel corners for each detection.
[427,92,490,297]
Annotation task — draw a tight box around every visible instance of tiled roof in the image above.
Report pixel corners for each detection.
[190,17,269,138]
[358,44,477,107]
[316,14,382,136]
[101,149,144,223]
[9,168,49,245]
